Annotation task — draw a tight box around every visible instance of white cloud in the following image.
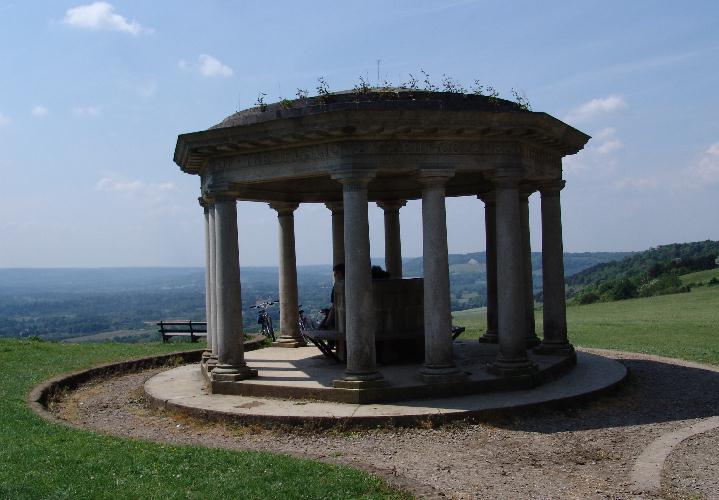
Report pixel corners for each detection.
[563,127,624,176]
[693,142,719,184]
[95,175,178,196]
[31,105,48,117]
[94,175,183,217]
[565,95,627,123]
[73,106,101,117]
[593,127,624,155]
[178,55,234,77]
[63,2,147,35]
[614,141,719,193]
[0,112,10,126]
[197,54,234,77]
[612,177,659,191]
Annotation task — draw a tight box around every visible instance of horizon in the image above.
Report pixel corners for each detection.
[1,1,717,267]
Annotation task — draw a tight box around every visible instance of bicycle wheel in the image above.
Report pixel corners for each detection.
[267,316,275,341]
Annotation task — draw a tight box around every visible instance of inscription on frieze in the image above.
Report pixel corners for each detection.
[210,140,524,170]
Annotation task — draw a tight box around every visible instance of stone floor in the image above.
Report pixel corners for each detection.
[145,348,626,424]
[202,341,581,403]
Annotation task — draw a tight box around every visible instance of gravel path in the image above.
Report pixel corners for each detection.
[52,350,719,499]
[664,427,719,499]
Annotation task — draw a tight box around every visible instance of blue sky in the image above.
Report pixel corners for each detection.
[1,1,717,267]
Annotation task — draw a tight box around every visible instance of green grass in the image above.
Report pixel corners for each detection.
[0,339,405,499]
[453,285,719,366]
[680,267,719,285]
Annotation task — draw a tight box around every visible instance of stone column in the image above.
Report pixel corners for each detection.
[477,191,498,344]
[377,200,406,278]
[535,180,575,356]
[331,171,385,388]
[488,177,537,377]
[200,198,213,364]
[419,171,465,384]
[269,201,306,348]
[325,202,344,269]
[210,196,257,382]
[520,187,541,347]
[208,203,219,369]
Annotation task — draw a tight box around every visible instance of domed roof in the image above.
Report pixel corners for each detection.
[210,89,528,130]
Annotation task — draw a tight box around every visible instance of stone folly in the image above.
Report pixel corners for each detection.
[174,90,590,401]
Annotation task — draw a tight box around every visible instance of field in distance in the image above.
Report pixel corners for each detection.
[453,269,719,366]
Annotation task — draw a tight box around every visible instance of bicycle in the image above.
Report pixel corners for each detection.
[298,305,318,333]
[250,300,277,341]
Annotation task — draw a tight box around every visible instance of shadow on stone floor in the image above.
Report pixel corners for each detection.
[498,358,719,433]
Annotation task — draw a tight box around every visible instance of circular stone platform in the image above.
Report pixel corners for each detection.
[144,348,626,426]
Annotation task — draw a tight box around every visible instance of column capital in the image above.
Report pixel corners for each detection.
[376,199,407,212]
[493,176,521,189]
[538,179,566,196]
[325,201,343,213]
[206,182,236,201]
[269,201,299,216]
[519,184,537,201]
[417,168,455,187]
[331,169,377,185]
[198,197,211,209]
[477,190,495,204]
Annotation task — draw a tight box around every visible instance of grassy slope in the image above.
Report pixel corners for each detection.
[680,267,719,285]
[453,285,719,365]
[0,340,403,499]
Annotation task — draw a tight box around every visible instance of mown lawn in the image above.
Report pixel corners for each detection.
[453,284,719,365]
[0,339,405,499]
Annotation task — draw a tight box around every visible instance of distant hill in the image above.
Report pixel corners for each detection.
[401,251,632,279]
[565,241,719,305]
[567,241,719,287]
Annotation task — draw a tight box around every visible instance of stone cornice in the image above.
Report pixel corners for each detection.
[174,109,590,175]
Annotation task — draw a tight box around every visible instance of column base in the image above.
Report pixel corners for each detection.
[478,330,499,344]
[420,364,468,384]
[210,364,258,382]
[272,336,307,348]
[487,358,538,377]
[533,341,575,356]
[206,355,218,371]
[333,370,387,389]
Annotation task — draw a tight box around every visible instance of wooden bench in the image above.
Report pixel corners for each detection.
[302,329,342,362]
[157,320,207,343]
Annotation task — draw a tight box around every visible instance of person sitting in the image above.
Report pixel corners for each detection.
[319,263,344,330]
[371,265,391,280]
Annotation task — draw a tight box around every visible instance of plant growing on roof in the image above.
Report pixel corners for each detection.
[404,73,419,90]
[441,74,466,93]
[470,79,485,95]
[255,92,267,112]
[352,75,372,102]
[315,77,331,104]
[511,88,531,111]
[295,88,309,100]
[420,69,438,92]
